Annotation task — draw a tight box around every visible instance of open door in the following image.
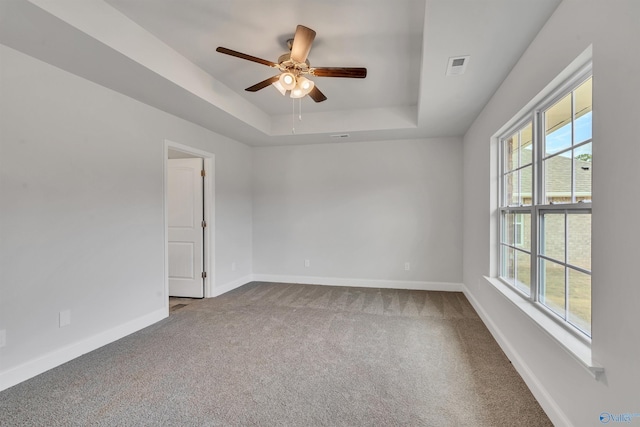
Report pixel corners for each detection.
[168,158,204,298]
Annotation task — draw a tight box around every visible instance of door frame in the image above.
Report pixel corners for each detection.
[163,139,215,308]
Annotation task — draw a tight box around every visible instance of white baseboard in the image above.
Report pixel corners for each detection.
[252,274,464,292]
[462,285,573,427]
[211,274,254,297]
[0,308,166,392]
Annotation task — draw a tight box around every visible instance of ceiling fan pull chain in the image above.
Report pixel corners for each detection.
[299,98,302,121]
[291,98,296,134]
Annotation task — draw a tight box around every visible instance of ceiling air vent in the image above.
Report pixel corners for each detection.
[446,56,470,76]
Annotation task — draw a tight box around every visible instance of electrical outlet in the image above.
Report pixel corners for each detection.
[0,330,6,348]
[304,259,310,267]
[59,310,71,328]
[404,262,411,271]
[231,262,236,271]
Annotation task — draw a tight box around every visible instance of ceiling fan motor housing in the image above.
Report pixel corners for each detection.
[277,53,310,75]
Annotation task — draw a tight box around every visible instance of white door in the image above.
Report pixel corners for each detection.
[168,158,204,298]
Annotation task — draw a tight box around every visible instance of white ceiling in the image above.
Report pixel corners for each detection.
[0,0,561,146]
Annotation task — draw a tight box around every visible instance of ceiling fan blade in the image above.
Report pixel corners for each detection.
[311,67,367,78]
[216,47,277,67]
[290,25,316,63]
[245,75,281,92]
[308,86,327,103]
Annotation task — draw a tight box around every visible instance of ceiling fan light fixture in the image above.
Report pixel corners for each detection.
[290,76,315,98]
[279,72,296,90]
[272,80,287,96]
[290,87,304,99]
[298,76,314,92]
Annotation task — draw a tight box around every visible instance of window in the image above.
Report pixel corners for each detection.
[499,70,592,338]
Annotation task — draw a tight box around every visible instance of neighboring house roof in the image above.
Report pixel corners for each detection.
[545,154,592,197]
[509,153,592,202]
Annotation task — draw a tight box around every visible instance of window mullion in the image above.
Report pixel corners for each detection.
[499,139,504,208]
[564,212,570,320]
[517,126,522,204]
[531,111,542,303]
[512,212,517,251]
[571,90,576,204]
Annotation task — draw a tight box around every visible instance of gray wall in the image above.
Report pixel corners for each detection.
[0,45,253,379]
[462,1,640,425]
[252,139,463,285]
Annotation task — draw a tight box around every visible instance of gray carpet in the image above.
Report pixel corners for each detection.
[0,282,552,426]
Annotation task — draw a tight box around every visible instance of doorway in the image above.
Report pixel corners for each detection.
[168,156,204,297]
[165,141,214,307]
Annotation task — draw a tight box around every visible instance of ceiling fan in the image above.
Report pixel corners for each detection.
[216,25,367,103]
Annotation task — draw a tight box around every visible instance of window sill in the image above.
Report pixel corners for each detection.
[483,276,604,379]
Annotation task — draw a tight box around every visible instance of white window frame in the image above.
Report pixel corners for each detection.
[498,63,593,342]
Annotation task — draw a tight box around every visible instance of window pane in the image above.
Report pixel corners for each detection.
[574,77,592,144]
[540,258,565,318]
[505,169,532,206]
[520,122,533,166]
[502,245,515,284]
[502,213,514,245]
[544,154,572,204]
[568,213,591,271]
[574,143,592,202]
[515,213,531,251]
[568,269,591,335]
[520,165,532,205]
[545,93,572,156]
[516,250,531,296]
[504,122,533,172]
[541,213,565,262]
[505,134,518,172]
[504,171,519,206]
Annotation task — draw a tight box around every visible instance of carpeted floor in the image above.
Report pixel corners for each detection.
[0,282,553,426]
